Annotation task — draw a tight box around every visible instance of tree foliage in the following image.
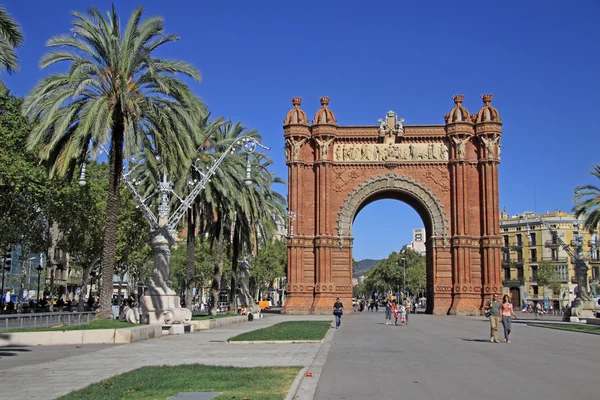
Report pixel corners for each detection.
[250,238,287,298]
[0,5,23,75]
[362,247,425,297]
[536,260,563,298]
[24,5,204,318]
[573,164,600,233]
[0,91,47,254]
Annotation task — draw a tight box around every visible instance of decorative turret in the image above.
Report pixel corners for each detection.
[284,97,308,125]
[313,96,337,125]
[475,94,501,123]
[444,94,470,124]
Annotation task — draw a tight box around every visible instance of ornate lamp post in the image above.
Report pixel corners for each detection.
[116,137,269,325]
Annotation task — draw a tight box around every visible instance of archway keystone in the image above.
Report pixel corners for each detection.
[282,95,503,315]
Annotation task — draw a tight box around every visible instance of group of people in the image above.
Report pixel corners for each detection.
[384,299,409,326]
[485,293,518,343]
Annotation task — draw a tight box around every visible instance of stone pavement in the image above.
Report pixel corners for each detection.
[314,310,599,400]
[1,311,598,400]
[0,314,333,399]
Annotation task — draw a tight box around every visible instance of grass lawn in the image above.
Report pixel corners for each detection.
[58,364,301,400]
[528,323,600,335]
[191,313,236,321]
[0,319,137,333]
[228,321,331,342]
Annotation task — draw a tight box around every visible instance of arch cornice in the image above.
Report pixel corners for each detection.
[336,173,449,239]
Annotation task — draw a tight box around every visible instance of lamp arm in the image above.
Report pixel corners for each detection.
[122,174,159,229]
[165,137,269,232]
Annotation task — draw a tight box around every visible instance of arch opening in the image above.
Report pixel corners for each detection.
[338,174,449,314]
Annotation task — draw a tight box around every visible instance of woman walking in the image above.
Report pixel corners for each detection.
[384,299,393,325]
[501,294,518,343]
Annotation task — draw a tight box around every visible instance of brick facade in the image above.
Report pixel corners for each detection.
[282,95,503,315]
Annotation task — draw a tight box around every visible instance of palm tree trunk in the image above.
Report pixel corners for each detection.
[77,256,99,312]
[97,110,124,319]
[184,207,197,308]
[229,219,240,313]
[209,221,225,316]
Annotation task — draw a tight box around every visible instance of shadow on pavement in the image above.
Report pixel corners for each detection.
[0,346,32,358]
[460,338,494,343]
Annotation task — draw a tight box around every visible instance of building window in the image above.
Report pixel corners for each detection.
[533,286,539,296]
[504,268,511,281]
[530,232,537,246]
[516,234,522,247]
[556,265,568,282]
[551,249,559,261]
[504,235,509,247]
[517,267,524,280]
[592,266,599,280]
[517,250,523,263]
[531,266,538,282]
[530,249,537,262]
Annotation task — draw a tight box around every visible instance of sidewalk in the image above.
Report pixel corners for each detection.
[0,314,335,400]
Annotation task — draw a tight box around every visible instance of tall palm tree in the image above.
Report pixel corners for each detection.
[0,5,23,75]
[194,120,256,315]
[574,164,600,233]
[24,5,203,319]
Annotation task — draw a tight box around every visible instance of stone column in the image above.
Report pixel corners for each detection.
[476,124,503,307]
[281,126,311,313]
[447,121,479,314]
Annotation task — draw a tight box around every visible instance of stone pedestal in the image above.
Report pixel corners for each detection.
[141,292,192,325]
[567,298,598,320]
[125,230,192,325]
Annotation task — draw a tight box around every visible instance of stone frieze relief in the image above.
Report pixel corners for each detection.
[334,143,448,162]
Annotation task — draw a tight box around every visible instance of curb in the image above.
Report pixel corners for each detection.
[285,367,308,400]
[228,340,323,344]
[287,327,337,399]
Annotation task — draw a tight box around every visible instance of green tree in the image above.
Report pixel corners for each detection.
[170,237,216,300]
[0,5,23,75]
[49,161,108,311]
[574,164,600,233]
[0,91,47,255]
[536,260,563,302]
[24,6,203,318]
[115,187,152,310]
[251,238,287,301]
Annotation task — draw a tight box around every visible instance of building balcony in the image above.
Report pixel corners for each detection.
[528,258,538,263]
[528,240,538,247]
[503,279,525,287]
[544,240,560,248]
[548,257,569,263]
[502,260,511,267]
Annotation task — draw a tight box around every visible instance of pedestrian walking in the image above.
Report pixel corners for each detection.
[333,297,343,329]
[393,301,399,325]
[484,293,501,343]
[384,299,392,325]
[501,294,518,343]
[400,304,407,326]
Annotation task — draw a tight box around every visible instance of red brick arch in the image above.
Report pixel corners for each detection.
[282,95,503,315]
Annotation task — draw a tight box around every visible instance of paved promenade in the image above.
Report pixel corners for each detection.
[0,314,332,399]
[314,311,598,400]
[0,311,598,399]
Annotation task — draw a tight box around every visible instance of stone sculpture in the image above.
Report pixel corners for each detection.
[286,137,307,161]
[333,143,449,162]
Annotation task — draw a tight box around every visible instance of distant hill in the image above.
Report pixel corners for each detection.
[353,259,380,278]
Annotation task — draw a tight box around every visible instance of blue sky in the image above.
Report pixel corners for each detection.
[3,1,599,260]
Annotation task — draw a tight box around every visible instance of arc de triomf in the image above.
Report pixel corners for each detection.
[282,94,503,315]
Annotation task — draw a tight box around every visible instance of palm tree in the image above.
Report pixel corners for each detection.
[574,164,600,233]
[0,5,23,75]
[23,5,203,319]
